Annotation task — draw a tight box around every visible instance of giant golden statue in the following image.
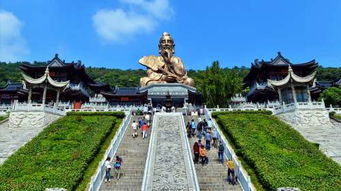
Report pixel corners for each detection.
[139,32,195,87]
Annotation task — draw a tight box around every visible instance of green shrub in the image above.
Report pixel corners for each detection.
[212,110,272,118]
[67,111,125,118]
[0,114,9,121]
[214,112,341,191]
[334,114,341,121]
[330,112,341,121]
[0,113,123,191]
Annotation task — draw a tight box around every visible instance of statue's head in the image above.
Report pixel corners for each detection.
[159,32,175,60]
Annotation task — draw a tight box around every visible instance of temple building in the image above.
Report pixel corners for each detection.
[243,52,318,103]
[101,87,147,105]
[0,54,112,107]
[0,81,27,104]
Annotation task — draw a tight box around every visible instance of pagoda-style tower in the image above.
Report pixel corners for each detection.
[243,52,318,103]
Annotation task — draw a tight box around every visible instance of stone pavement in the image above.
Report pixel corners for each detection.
[144,113,196,191]
[99,115,151,191]
[185,116,242,191]
[290,119,341,165]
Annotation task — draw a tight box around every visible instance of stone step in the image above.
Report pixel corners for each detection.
[99,115,151,191]
[185,116,242,191]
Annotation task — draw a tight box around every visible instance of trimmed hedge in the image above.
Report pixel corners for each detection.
[335,114,341,121]
[0,112,123,191]
[214,112,341,191]
[67,111,125,118]
[0,114,8,121]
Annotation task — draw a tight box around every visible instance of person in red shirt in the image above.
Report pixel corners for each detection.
[142,122,149,139]
[193,141,200,164]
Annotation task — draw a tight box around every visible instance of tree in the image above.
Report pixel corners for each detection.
[196,61,243,107]
[320,87,341,107]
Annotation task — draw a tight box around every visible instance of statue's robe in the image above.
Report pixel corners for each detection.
[139,55,190,86]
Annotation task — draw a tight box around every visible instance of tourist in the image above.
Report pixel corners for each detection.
[104,157,112,182]
[197,120,203,139]
[205,131,212,150]
[132,120,138,138]
[226,159,236,185]
[143,104,148,114]
[218,141,224,164]
[193,141,200,164]
[186,121,191,138]
[200,107,204,116]
[142,122,148,139]
[145,112,151,126]
[114,155,123,180]
[212,128,218,148]
[191,119,196,136]
[203,119,208,132]
[199,145,208,165]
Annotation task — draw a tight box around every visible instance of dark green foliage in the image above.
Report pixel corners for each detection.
[320,87,341,107]
[195,61,244,107]
[0,113,123,191]
[214,112,341,191]
[316,66,341,82]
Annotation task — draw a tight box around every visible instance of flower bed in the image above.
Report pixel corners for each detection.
[0,112,124,191]
[213,112,341,191]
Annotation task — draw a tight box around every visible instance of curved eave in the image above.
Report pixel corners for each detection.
[268,71,316,88]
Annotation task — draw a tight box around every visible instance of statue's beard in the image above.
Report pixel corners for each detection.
[161,48,173,62]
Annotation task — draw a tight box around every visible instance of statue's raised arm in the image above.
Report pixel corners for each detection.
[139,32,194,87]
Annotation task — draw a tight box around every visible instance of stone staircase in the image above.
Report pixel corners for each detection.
[99,115,151,191]
[185,116,242,191]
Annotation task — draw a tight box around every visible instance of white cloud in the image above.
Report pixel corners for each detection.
[120,0,173,19]
[93,0,173,43]
[92,9,155,42]
[0,10,29,61]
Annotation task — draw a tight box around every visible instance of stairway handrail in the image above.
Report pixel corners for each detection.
[141,112,158,191]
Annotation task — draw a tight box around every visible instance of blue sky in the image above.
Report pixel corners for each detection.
[0,0,341,69]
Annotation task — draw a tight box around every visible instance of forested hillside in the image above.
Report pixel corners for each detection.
[1,61,339,87]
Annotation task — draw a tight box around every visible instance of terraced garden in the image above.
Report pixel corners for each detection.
[0,112,124,191]
[213,111,341,191]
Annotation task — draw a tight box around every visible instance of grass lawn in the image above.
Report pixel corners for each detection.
[213,111,341,191]
[0,112,124,191]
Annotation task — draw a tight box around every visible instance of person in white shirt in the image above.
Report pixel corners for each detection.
[132,121,138,138]
[105,157,112,182]
[145,113,151,126]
